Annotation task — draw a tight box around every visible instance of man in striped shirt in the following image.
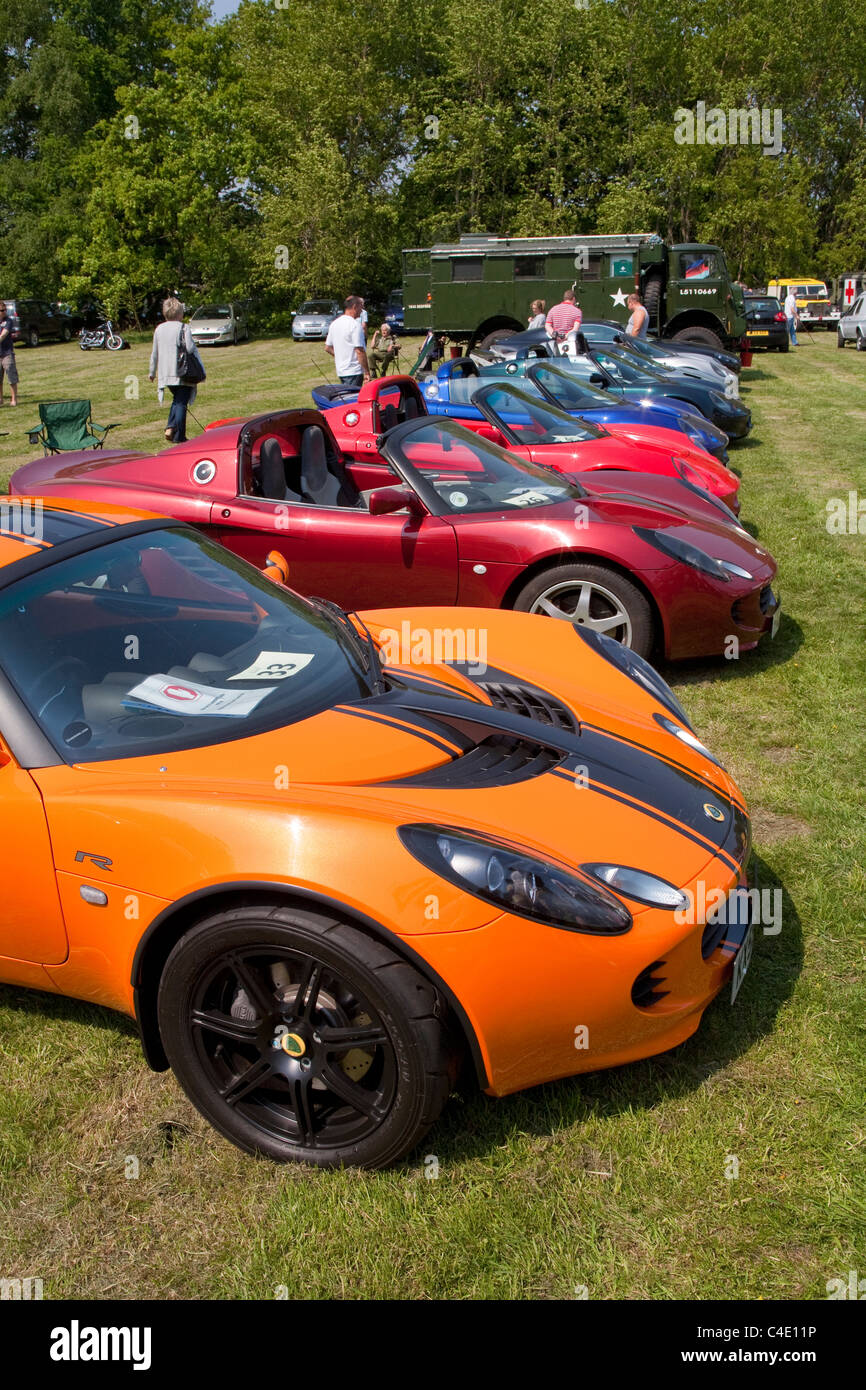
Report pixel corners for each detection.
[545,291,583,350]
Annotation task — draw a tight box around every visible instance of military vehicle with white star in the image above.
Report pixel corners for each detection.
[401,232,747,356]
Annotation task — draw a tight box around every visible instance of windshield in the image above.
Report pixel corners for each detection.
[530,363,617,408]
[478,384,605,443]
[748,299,781,313]
[0,528,371,763]
[192,305,232,319]
[299,301,335,315]
[388,422,583,515]
[588,349,669,384]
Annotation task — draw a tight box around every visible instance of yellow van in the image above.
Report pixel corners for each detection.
[766,278,839,329]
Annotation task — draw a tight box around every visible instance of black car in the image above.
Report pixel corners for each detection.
[0,298,74,346]
[530,345,752,440]
[743,294,789,352]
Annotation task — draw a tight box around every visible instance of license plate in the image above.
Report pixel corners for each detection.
[731,921,754,1003]
[771,606,781,637]
[750,330,769,336]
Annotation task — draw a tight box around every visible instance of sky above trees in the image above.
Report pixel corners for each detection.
[1,0,863,318]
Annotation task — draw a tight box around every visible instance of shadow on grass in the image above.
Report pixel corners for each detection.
[432,849,802,1163]
[0,982,140,1041]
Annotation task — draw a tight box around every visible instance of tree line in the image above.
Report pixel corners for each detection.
[1,0,864,323]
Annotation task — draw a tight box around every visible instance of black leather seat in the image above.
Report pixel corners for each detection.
[259,437,300,501]
[380,403,399,432]
[299,426,362,507]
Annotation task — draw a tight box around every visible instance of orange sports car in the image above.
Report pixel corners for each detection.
[0,498,754,1168]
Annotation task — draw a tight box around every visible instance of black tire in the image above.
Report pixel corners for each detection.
[513,561,654,657]
[643,273,663,329]
[672,325,725,352]
[778,339,789,353]
[157,905,455,1169]
[27,327,38,348]
[61,324,72,342]
[479,327,519,352]
[857,332,866,352]
[79,339,90,351]
[837,328,845,348]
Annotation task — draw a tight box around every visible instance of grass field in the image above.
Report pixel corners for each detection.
[0,330,864,1301]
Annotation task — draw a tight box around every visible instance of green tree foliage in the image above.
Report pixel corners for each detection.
[1,0,865,306]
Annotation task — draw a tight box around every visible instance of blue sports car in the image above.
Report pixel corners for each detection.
[413,358,732,464]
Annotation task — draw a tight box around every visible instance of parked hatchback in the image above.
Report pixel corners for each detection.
[291,299,340,341]
[836,292,866,350]
[0,298,73,346]
[189,302,250,347]
[743,294,789,351]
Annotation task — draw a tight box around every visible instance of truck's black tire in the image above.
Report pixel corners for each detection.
[479,327,519,352]
[671,325,726,352]
[643,274,663,329]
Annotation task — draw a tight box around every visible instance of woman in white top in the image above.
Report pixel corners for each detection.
[148,297,205,443]
[527,298,547,329]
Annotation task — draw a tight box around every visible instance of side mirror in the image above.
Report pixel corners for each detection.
[290,310,297,317]
[263,550,290,584]
[368,485,421,517]
[589,374,606,386]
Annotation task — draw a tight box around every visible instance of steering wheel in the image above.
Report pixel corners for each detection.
[29,658,91,721]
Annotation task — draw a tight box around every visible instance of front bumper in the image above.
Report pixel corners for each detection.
[714,406,751,440]
[419,856,753,1098]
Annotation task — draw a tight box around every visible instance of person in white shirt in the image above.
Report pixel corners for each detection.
[783,289,799,346]
[625,294,649,338]
[325,296,370,386]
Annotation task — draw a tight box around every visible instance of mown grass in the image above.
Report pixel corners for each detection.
[0,330,864,1300]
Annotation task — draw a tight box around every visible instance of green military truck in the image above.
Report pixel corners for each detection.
[402,232,747,354]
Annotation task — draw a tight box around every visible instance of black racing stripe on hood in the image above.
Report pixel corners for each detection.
[580,720,746,815]
[550,767,740,873]
[570,726,736,857]
[388,668,486,702]
[35,508,115,544]
[334,704,468,758]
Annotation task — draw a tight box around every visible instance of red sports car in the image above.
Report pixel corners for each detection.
[310,375,741,513]
[11,409,779,660]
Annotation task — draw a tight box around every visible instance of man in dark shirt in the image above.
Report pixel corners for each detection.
[0,302,19,406]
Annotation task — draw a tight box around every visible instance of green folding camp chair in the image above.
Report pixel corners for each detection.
[25,399,120,455]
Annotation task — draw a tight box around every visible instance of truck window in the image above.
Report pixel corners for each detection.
[680,252,718,280]
[451,257,483,282]
[513,256,545,279]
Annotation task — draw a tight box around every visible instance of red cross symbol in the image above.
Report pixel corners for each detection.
[844,279,856,304]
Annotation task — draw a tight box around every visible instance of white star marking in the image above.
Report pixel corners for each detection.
[610,289,629,308]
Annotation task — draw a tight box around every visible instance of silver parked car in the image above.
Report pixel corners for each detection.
[291,299,340,341]
[836,292,866,350]
[189,302,250,347]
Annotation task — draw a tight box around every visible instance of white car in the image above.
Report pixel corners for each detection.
[291,299,340,341]
[560,333,740,398]
[189,302,250,347]
[836,293,866,350]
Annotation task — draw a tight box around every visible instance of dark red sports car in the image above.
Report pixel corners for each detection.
[11,409,779,660]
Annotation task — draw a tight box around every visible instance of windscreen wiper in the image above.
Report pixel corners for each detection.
[310,597,388,695]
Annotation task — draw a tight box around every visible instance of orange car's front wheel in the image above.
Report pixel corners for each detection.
[157,906,454,1169]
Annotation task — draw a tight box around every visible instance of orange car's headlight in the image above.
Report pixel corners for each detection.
[399,825,632,935]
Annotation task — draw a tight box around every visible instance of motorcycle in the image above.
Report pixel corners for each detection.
[79,319,128,351]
